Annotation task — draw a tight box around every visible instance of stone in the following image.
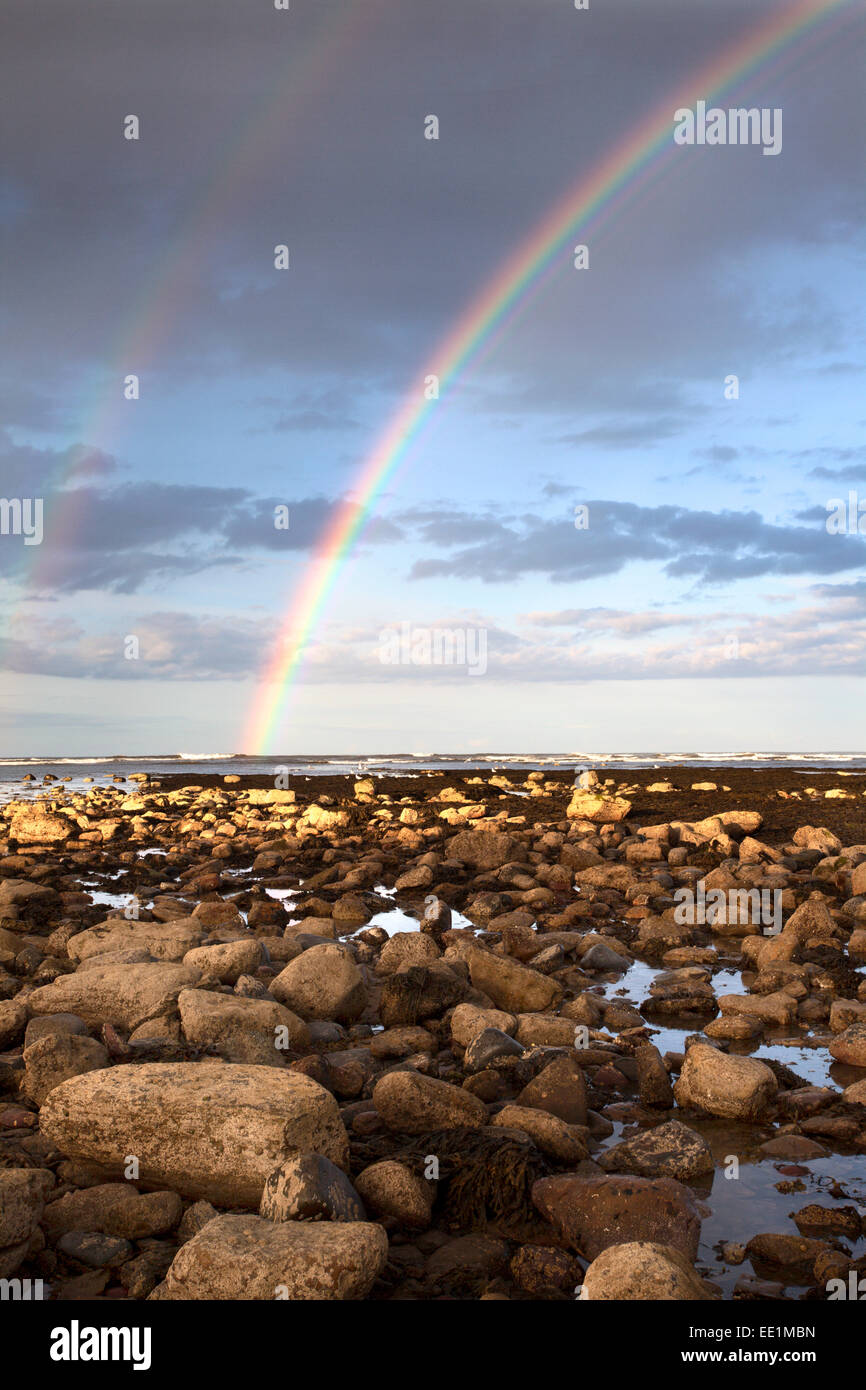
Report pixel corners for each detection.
[9,807,74,844]
[259,1153,366,1223]
[22,1032,109,1105]
[270,944,367,1023]
[463,1027,524,1072]
[511,1244,581,1296]
[23,1013,88,1047]
[515,1053,588,1126]
[567,791,632,823]
[39,1062,349,1206]
[377,932,441,975]
[67,919,203,965]
[183,939,263,982]
[42,1184,182,1240]
[674,1043,778,1120]
[717,991,798,1027]
[354,1160,433,1229]
[491,1105,588,1164]
[635,1044,675,1108]
[151,1214,388,1300]
[828,1022,866,1067]
[580,1241,716,1300]
[56,1231,132,1267]
[450,1002,517,1048]
[598,1120,714,1181]
[372,1070,488,1133]
[178,988,309,1065]
[447,829,516,869]
[0,999,27,1049]
[533,1173,702,1261]
[26,962,201,1032]
[464,944,562,1014]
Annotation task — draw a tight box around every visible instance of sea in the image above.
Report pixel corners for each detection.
[1,750,865,804]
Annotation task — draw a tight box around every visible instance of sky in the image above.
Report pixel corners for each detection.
[0,0,864,756]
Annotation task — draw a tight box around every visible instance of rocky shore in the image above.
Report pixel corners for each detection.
[1,765,865,1301]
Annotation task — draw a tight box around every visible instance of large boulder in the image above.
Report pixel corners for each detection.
[39,1062,349,1206]
[673,1044,778,1120]
[151,1215,387,1300]
[533,1173,702,1260]
[26,962,201,1032]
[8,806,75,844]
[270,943,367,1022]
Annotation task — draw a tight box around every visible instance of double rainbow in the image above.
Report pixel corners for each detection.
[242,0,857,753]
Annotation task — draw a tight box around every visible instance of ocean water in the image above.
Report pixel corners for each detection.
[0,750,864,804]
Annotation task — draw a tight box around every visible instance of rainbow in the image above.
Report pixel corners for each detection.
[244,0,858,753]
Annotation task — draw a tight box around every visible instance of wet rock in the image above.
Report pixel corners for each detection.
[746,1232,829,1275]
[828,1022,866,1067]
[717,991,798,1027]
[599,1119,714,1181]
[580,1240,716,1300]
[0,999,27,1049]
[151,1214,387,1300]
[379,963,467,1027]
[39,1061,349,1206]
[354,1160,433,1228]
[758,1135,829,1160]
[673,1043,778,1120]
[425,1233,509,1287]
[372,1070,488,1133]
[792,1203,862,1240]
[369,1025,437,1058]
[270,943,367,1023]
[259,1153,366,1223]
[635,1044,675,1108]
[533,1173,702,1260]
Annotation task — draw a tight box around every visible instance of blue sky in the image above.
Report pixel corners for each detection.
[0,0,864,754]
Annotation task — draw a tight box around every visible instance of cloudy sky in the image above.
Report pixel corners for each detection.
[1,0,864,755]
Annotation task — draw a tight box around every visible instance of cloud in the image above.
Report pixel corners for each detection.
[407,500,866,586]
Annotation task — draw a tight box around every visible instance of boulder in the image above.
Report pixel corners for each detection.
[22,1032,109,1105]
[533,1173,702,1260]
[151,1214,387,1300]
[372,1070,488,1133]
[259,1153,366,1223]
[673,1043,778,1120]
[39,1062,349,1206]
[580,1241,716,1300]
[26,962,201,1032]
[178,989,309,1065]
[270,944,367,1023]
[464,944,562,1014]
[67,919,203,964]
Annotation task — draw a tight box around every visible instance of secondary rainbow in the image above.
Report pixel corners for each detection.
[240,0,857,751]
